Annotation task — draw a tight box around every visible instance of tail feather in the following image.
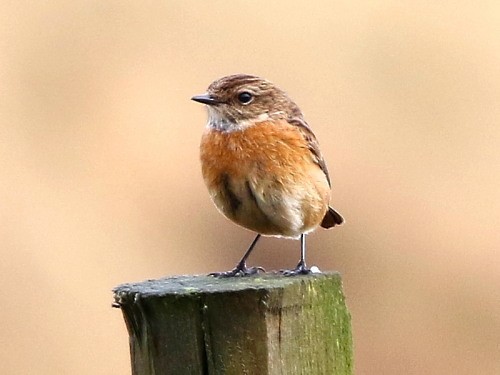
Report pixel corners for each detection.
[320,206,344,229]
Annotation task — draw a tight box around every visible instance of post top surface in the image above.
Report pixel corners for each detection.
[113,272,341,300]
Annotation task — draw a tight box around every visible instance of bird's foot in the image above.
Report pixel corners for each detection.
[281,261,321,276]
[209,262,265,278]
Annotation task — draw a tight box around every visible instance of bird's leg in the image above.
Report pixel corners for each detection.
[210,234,265,277]
[282,234,312,276]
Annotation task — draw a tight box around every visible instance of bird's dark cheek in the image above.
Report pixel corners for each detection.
[224,109,239,123]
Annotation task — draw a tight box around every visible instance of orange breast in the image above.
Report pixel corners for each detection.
[200,120,330,237]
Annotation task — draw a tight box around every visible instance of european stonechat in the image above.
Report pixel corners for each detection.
[192,74,344,276]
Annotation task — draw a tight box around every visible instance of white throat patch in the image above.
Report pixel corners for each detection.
[206,108,270,132]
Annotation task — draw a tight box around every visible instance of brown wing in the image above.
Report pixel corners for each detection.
[288,117,332,187]
[289,117,344,227]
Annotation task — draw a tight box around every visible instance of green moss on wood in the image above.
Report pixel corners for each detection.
[114,273,353,375]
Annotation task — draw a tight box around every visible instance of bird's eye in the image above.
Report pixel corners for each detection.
[237,92,253,104]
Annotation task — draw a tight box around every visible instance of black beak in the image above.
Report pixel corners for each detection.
[191,94,221,105]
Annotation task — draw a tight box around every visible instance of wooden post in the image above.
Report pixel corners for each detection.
[113,273,353,375]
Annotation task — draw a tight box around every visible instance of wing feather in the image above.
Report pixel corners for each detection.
[288,117,331,187]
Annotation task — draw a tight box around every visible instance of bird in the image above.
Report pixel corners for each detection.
[192,74,343,276]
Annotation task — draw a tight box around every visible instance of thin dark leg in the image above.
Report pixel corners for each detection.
[282,234,311,276]
[298,234,307,270]
[210,234,265,277]
[237,233,261,268]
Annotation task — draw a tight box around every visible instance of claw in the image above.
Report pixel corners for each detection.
[210,263,265,278]
[281,268,311,276]
[280,260,317,276]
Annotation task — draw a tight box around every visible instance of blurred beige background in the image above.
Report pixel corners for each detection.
[1,1,499,374]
